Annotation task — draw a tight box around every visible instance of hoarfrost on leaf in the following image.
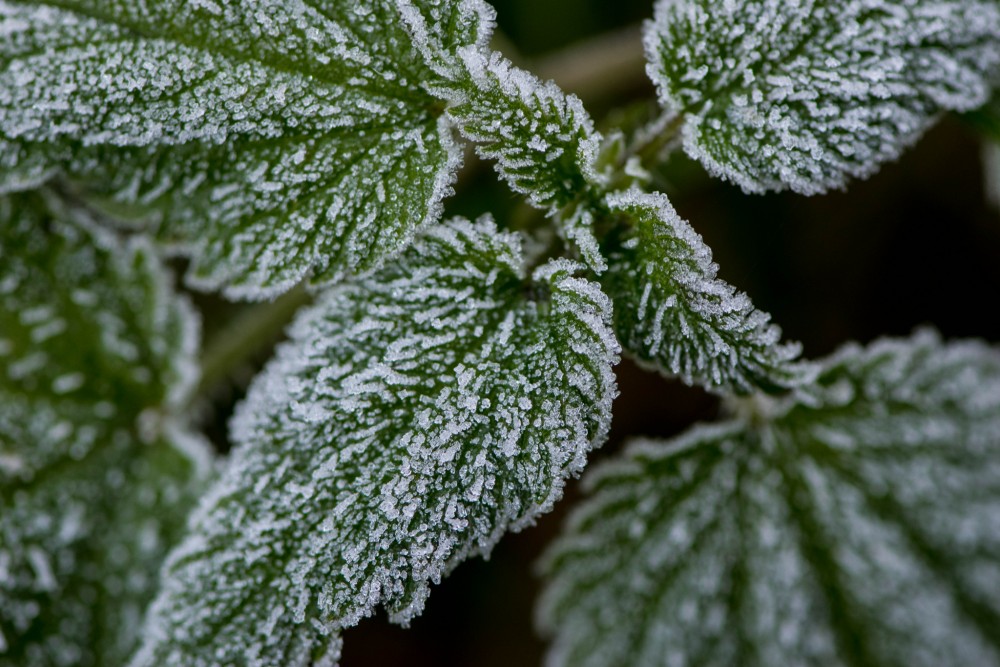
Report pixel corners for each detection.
[0,0,493,299]
[0,192,210,666]
[539,330,1000,667]
[445,48,604,215]
[131,218,619,667]
[644,0,1000,194]
[600,190,810,393]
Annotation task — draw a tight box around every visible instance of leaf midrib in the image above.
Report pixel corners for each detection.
[25,0,437,107]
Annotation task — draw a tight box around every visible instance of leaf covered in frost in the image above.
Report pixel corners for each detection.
[445,49,604,214]
[644,0,1000,194]
[0,192,210,666]
[600,190,810,393]
[540,330,1000,667]
[131,218,619,667]
[0,0,493,298]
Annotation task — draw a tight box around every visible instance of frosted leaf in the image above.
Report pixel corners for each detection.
[0,0,493,299]
[444,48,604,215]
[601,190,811,393]
[645,0,1000,194]
[131,218,619,667]
[0,192,210,666]
[539,330,1000,667]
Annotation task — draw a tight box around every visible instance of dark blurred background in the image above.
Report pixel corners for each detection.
[290,1,1000,663]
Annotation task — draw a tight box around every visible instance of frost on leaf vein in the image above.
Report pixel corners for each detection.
[0,0,495,298]
[645,0,1000,193]
[130,218,619,667]
[540,330,1000,667]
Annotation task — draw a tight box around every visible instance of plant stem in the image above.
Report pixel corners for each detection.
[197,285,311,395]
[534,25,649,104]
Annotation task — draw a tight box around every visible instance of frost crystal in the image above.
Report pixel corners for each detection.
[0,192,209,666]
[445,49,604,214]
[131,218,619,667]
[540,330,1000,667]
[645,0,1000,194]
[0,0,492,299]
[602,190,811,393]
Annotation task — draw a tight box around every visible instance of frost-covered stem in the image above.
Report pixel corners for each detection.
[198,285,311,395]
[534,25,648,103]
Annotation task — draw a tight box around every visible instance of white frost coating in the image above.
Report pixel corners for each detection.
[131,218,619,667]
[0,192,210,667]
[442,46,604,227]
[396,0,495,79]
[603,190,812,393]
[0,0,494,299]
[539,330,1000,667]
[645,0,1000,194]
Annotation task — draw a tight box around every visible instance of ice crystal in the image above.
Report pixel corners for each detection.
[445,49,603,214]
[0,192,209,666]
[540,330,1000,667]
[0,0,492,299]
[601,190,810,393]
[645,0,1000,194]
[131,218,619,667]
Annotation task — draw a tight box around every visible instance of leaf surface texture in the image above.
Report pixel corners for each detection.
[132,218,619,667]
[0,0,493,298]
[0,192,209,666]
[541,330,1000,667]
[645,0,1000,193]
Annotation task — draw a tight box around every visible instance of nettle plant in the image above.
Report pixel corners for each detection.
[2,0,1000,665]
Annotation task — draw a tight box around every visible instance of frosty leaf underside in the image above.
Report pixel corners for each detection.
[0,0,491,298]
[0,193,208,666]
[540,331,1000,667]
[645,0,1000,194]
[130,219,619,667]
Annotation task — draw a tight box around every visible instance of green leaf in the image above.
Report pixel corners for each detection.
[445,50,604,215]
[600,190,810,394]
[539,330,1000,667]
[644,0,1000,194]
[0,0,493,299]
[131,218,619,666]
[0,192,210,666]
